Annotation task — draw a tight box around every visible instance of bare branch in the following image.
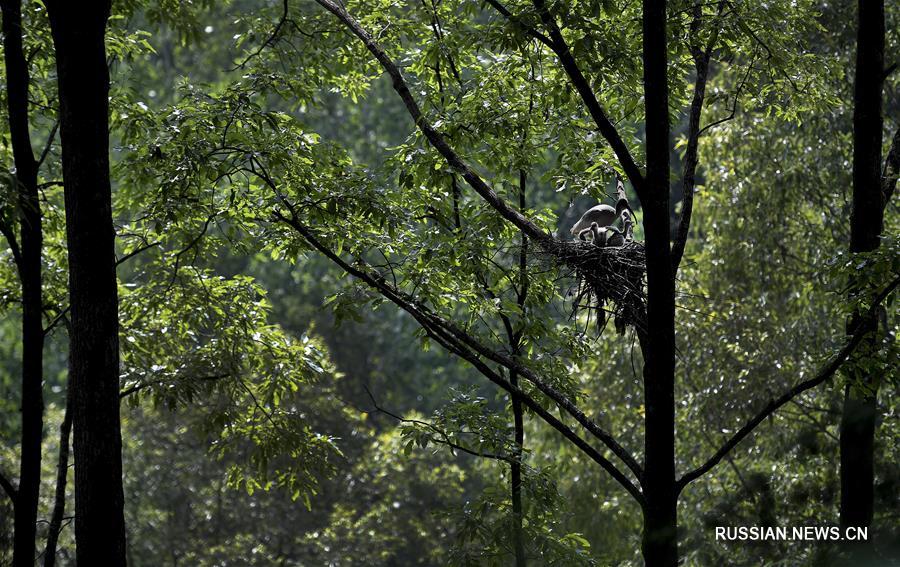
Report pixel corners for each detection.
[677,275,900,492]
[115,241,161,267]
[43,375,73,567]
[36,120,59,171]
[118,373,231,399]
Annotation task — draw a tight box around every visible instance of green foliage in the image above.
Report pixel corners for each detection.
[1,0,898,564]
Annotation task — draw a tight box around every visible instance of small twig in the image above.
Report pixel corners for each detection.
[364,386,515,463]
[36,120,59,170]
[233,0,290,70]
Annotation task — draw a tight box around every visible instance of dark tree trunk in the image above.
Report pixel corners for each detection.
[45,1,127,564]
[509,169,529,567]
[43,374,73,567]
[640,0,677,565]
[1,1,45,564]
[510,370,526,567]
[840,0,884,539]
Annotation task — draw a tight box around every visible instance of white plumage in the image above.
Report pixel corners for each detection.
[570,204,617,237]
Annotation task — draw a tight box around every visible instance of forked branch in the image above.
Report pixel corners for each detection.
[671,1,725,274]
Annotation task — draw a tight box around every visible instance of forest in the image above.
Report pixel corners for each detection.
[0,0,897,565]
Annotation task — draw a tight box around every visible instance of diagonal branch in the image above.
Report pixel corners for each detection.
[528,0,646,199]
[314,0,551,245]
[482,0,553,48]
[233,0,290,70]
[677,275,900,492]
[671,1,724,274]
[0,468,16,504]
[245,151,644,479]
[118,373,231,399]
[273,208,645,504]
[36,120,59,171]
[0,217,24,274]
[418,294,645,479]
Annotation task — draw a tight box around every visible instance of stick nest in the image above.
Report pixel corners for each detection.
[547,239,647,334]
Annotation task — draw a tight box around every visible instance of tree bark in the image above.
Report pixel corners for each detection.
[45,1,127,564]
[509,169,529,567]
[510,368,526,567]
[1,1,45,564]
[43,373,73,567]
[640,0,678,565]
[840,0,885,541]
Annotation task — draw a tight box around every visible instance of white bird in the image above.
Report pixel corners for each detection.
[570,204,617,237]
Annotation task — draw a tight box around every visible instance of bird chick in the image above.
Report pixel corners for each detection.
[604,226,625,247]
[590,222,607,247]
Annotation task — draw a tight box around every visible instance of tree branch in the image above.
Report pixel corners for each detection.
[273,202,642,479]
[364,386,516,464]
[43,374,73,567]
[677,275,900,492]
[314,0,551,246]
[273,209,645,504]
[245,147,645,479]
[119,373,231,399]
[0,468,16,504]
[36,120,59,171]
[671,1,724,274]
[0,218,24,274]
[233,0,289,70]
[482,0,553,48]
[528,0,646,199]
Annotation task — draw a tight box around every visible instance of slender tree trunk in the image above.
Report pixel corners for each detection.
[1,2,45,564]
[640,0,677,565]
[840,0,884,540]
[509,169,529,567]
[43,374,73,567]
[510,369,526,567]
[45,2,127,564]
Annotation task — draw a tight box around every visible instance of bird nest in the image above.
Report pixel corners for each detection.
[547,239,647,335]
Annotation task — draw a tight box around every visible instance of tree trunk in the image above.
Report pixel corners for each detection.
[840,0,884,540]
[43,374,73,567]
[640,0,678,565]
[1,1,45,564]
[45,2,127,564]
[510,370,526,567]
[509,169,528,567]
